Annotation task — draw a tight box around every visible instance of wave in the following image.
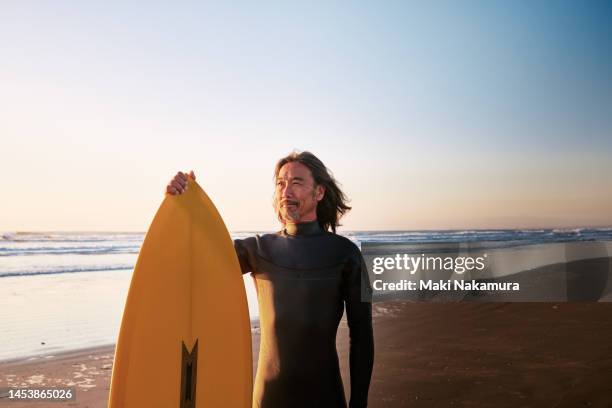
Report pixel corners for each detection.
[0,232,144,242]
[355,228,612,245]
[0,246,140,257]
[0,264,134,278]
[2,230,611,276]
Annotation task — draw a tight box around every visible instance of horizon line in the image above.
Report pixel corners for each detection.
[2,225,612,234]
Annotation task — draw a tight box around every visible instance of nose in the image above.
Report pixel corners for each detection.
[280,183,293,198]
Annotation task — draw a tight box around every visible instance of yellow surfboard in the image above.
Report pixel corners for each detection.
[108,177,252,407]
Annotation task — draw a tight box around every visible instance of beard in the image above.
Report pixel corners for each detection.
[275,198,300,223]
[279,204,300,223]
[274,190,317,224]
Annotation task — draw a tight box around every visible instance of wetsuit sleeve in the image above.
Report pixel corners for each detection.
[343,248,374,408]
[233,238,254,275]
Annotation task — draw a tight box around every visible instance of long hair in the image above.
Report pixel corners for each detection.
[273,151,351,234]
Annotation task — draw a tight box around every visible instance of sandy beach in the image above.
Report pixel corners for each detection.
[2,252,611,407]
[3,298,612,407]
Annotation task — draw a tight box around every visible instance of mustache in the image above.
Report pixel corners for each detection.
[280,199,298,206]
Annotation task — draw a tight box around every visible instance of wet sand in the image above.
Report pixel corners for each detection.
[361,302,612,407]
[2,300,612,407]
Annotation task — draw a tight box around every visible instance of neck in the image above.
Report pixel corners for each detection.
[284,220,323,236]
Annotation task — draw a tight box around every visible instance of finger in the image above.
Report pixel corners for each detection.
[174,175,187,188]
[166,185,178,195]
[189,170,195,181]
[183,171,192,189]
[173,179,185,191]
[177,171,187,182]
[171,180,185,193]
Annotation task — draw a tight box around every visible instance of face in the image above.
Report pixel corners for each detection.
[274,162,325,224]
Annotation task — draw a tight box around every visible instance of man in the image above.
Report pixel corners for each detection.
[167,151,374,408]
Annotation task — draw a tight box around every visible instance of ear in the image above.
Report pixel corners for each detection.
[316,185,325,201]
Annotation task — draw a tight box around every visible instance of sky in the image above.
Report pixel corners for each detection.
[1,1,611,231]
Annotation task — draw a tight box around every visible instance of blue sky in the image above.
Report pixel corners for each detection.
[1,1,611,231]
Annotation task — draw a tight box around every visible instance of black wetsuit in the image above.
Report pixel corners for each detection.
[234,220,374,408]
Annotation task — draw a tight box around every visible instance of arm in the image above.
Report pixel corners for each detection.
[344,249,375,408]
[234,238,256,275]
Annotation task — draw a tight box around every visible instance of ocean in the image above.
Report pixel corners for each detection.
[4,228,612,278]
[1,228,612,361]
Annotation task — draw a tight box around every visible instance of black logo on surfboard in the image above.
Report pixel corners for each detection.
[180,340,198,408]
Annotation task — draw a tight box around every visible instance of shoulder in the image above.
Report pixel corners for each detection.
[233,235,256,247]
[327,232,361,258]
[233,233,278,251]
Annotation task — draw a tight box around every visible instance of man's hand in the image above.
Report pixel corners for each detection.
[165,170,196,195]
